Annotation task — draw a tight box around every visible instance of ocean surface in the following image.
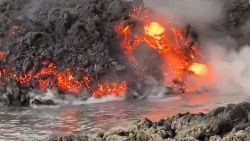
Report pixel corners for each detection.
[0,92,248,140]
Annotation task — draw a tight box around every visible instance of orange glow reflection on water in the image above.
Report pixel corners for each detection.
[54,107,79,135]
[146,93,215,121]
[53,93,218,135]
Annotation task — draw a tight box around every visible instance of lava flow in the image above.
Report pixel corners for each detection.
[93,81,127,97]
[0,2,211,98]
[0,61,127,97]
[115,4,210,93]
[14,63,127,97]
[188,63,209,77]
[14,62,89,93]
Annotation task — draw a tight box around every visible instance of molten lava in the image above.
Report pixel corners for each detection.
[189,63,209,77]
[115,5,211,93]
[0,48,127,97]
[14,62,90,93]
[145,22,165,38]
[12,62,127,96]
[0,2,211,98]
[0,61,127,97]
[93,81,127,97]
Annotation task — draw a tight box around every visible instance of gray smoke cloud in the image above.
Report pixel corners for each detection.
[144,0,250,95]
[144,0,225,27]
[205,43,250,95]
[0,0,4,5]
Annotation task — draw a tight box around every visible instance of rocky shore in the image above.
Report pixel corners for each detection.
[46,102,250,141]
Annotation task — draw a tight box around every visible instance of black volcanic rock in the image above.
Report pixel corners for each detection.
[1,0,131,77]
[0,0,133,106]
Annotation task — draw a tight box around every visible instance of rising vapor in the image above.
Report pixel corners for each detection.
[145,0,250,95]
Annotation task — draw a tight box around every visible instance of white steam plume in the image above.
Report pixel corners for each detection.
[144,0,250,96]
[206,43,250,95]
[144,0,225,27]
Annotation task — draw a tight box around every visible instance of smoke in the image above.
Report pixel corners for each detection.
[241,20,250,33]
[0,0,5,5]
[144,0,250,95]
[204,43,250,95]
[144,0,225,27]
[143,76,170,98]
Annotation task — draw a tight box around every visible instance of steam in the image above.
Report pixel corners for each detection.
[241,20,250,33]
[206,44,250,95]
[29,89,125,107]
[144,0,250,95]
[144,0,225,27]
[143,76,170,98]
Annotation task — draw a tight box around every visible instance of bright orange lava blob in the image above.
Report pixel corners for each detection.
[188,63,208,77]
[115,5,213,93]
[145,22,165,38]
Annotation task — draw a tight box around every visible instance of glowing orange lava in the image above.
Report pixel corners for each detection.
[0,4,212,97]
[93,81,127,97]
[0,58,127,97]
[188,63,208,77]
[4,61,126,97]
[115,5,211,93]
[145,22,165,38]
[14,62,87,93]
